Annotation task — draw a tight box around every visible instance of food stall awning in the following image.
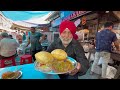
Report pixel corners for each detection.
[13,21,38,28]
[113,11,120,20]
[2,11,51,26]
[0,26,15,32]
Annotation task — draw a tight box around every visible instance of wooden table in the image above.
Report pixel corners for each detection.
[111,52,120,61]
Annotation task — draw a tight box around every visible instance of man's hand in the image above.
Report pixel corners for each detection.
[114,40,120,51]
[26,38,30,47]
[69,62,81,76]
[25,45,28,48]
[39,35,46,43]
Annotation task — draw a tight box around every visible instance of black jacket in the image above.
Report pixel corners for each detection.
[47,38,89,78]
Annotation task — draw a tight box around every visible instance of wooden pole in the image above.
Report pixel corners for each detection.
[94,12,100,39]
[96,12,100,32]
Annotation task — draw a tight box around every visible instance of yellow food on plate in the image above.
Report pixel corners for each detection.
[35,51,54,64]
[51,59,74,73]
[35,50,76,73]
[2,71,19,79]
[51,49,67,61]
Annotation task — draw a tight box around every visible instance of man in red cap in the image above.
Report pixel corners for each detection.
[47,20,89,79]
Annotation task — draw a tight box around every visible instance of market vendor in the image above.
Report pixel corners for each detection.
[47,20,89,79]
[26,27,46,61]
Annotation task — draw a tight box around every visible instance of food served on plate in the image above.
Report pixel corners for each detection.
[36,63,52,72]
[51,59,74,73]
[2,71,20,79]
[51,49,67,61]
[51,49,74,73]
[35,51,55,72]
[35,51,54,64]
[35,49,76,73]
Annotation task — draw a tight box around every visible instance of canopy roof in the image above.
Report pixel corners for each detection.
[2,11,52,25]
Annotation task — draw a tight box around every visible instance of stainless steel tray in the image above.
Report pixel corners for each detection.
[34,57,77,74]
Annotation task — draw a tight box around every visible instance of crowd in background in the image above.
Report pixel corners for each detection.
[0,28,48,60]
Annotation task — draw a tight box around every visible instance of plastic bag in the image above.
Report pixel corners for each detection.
[106,65,117,79]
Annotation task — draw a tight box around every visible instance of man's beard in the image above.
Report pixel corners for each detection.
[60,36,73,45]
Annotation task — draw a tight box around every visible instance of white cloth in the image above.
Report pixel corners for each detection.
[17,43,26,55]
[17,41,27,56]
[0,38,19,57]
[17,40,31,56]
[106,65,117,79]
[76,31,84,41]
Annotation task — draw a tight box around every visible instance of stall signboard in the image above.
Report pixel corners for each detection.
[74,19,81,27]
[51,17,62,27]
[60,11,74,20]
[62,11,92,21]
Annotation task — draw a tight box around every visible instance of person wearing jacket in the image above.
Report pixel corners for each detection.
[47,20,89,79]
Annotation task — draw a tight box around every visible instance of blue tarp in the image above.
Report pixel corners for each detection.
[2,11,51,21]
[51,17,62,27]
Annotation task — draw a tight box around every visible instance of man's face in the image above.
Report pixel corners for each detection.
[31,28,36,33]
[17,38,22,44]
[106,26,113,30]
[60,28,73,45]
[109,26,113,30]
[77,27,81,31]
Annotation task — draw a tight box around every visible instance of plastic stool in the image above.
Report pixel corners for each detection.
[20,54,32,65]
[0,56,16,68]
